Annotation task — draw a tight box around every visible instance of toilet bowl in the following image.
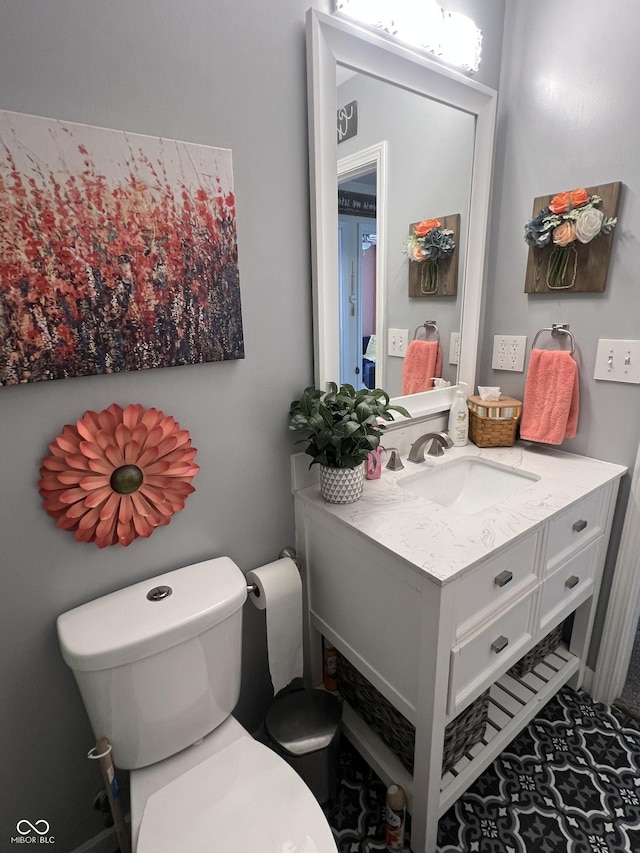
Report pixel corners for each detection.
[132,716,337,852]
[57,557,338,852]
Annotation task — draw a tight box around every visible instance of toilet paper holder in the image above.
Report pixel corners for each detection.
[246,546,298,599]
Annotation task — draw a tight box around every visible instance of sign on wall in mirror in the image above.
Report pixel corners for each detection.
[337,100,358,144]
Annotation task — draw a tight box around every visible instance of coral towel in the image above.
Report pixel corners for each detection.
[519,349,579,445]
[402,340,442,395]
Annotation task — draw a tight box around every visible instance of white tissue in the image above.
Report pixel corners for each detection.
[478,386,501,401]
[246,557,303,694]
[432,378,451,389]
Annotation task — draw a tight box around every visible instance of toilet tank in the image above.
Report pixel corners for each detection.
[57,557,247,770]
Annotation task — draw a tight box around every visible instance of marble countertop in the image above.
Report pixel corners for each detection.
[295,442,627,586]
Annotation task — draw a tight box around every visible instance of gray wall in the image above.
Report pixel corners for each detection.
[0,0,327,848]
[483,1,640,468]
[0,1,505,850]
[481,1,640,664]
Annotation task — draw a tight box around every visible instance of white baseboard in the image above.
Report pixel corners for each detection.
[581,666,595,696]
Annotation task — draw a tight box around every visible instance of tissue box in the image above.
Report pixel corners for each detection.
[468,394,522,447]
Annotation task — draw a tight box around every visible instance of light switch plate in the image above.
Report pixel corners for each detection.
[449,332,460,365]
[388,328,408,358]
[594,339,640,383]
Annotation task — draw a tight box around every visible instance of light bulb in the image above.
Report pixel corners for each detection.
[333,0,482,74]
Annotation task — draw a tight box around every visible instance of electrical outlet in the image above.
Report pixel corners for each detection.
[491,335,527,371]
[388,328,408,358]
[449,332,460,365]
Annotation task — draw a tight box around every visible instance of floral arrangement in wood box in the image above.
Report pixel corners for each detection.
[524,187,617,289]
[405,218,456,294]
[39,403,199,547]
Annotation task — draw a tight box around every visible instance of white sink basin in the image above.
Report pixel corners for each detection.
[400,457,539,514]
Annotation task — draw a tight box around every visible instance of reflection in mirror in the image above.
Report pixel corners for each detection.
[336,68,476,398]
[338,158,378,389]
[307,9,497,419]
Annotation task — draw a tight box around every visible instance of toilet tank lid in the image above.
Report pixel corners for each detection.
[57,557,247,672]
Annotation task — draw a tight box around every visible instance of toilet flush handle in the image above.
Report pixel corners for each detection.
[146,585,173,601]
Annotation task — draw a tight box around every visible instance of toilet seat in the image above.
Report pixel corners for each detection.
[134,725,338,852]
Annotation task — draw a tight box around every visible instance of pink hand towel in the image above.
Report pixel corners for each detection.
[519,349,579,445]
[402,340,442,395]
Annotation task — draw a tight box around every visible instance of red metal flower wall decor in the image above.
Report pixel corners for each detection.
[39,403,200,547]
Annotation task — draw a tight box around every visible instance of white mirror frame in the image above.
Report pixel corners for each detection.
[306,8,497,418]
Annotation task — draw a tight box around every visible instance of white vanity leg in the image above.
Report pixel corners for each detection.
[411,580,457,853]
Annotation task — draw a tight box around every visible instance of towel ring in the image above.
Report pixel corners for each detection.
[531,324,575,355]
[412,321,440,344]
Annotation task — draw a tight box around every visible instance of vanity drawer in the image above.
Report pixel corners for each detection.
[545,489,606,573]
[539,541,599,633]
[449,595,534,716]
[455,531,539,638]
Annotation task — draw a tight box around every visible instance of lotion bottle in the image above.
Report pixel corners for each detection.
[447,381,469,446]
[385,784,406,852]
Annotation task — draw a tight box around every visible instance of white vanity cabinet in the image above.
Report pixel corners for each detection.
[293,444,625,853]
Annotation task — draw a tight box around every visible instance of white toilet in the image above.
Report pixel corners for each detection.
[57,557,338,852]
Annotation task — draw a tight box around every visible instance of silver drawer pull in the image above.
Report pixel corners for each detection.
[494,570,513,588]
[565,575,580,589]
[491,636,509,654]
[572,519,588,533]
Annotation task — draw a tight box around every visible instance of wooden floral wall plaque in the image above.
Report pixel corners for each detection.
[524,181,620,294]
[407,213,460,298]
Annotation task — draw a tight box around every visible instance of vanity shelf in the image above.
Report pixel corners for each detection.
[339,643,578,819]
[440,643,578,813]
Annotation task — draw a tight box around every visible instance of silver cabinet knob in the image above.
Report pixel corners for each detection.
[491,636,509,654]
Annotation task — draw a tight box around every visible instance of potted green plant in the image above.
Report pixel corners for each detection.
[289,382,410,504]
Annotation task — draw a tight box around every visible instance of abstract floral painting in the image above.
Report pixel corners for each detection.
[0,110,244,386]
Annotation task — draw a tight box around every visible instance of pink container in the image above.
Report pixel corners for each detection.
[365,447,383,479]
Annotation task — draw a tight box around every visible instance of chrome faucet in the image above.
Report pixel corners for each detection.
[407,431,453,462]
[383,447,404,471]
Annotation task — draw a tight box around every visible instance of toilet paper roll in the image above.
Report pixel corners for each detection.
[246,557,303,694]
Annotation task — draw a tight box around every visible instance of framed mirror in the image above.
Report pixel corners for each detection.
[306,9,497,418]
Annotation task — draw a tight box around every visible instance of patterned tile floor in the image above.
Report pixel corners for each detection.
[325,687,640,852]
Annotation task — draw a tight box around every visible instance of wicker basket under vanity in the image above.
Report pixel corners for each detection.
[508,621,564,677]
[336,653,490,775]
[467,395,522,448]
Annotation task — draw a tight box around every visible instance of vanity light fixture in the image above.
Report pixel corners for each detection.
[333,0,482,75]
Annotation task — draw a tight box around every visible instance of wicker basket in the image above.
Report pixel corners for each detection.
[337,653,489,775]
[469,412,519,447]
[467,394,522,448]
[508,622,564,677]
